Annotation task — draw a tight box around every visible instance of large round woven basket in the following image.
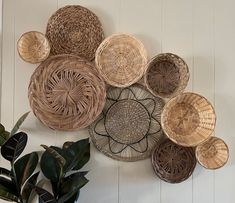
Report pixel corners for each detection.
[152,138,196,183]
[89,84,165,161]
[95,34,148,87]
[161,92,216,147]
[46,5,104,61]
[28,54,106,131]
[17,31,50,64]
[145,53,189,98]
[196,137,229,169]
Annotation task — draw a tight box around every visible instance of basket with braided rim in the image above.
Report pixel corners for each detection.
[95,34,148,87]
[17,31,51,64]
[46,5,104,61]
[144,53,189,98]
[152,138,196,183]
[161,92,216,147]
[28,54,106,131]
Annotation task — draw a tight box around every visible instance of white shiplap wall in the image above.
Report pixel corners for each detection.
[1,0,235,203]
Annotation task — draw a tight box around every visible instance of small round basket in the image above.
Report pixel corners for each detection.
[46,5,104,61]
[95,34,148,87]
[196,137,229,169]
[152,138,196,183]
[161,92,216,147]
[28,54,106,131]
[17,31,50,64]
[145,53,189,98]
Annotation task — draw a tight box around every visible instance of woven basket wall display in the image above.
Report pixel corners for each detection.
[196,137,229,169]
[17,31,51,64]
[46,5,104,61]
[95,34,148,87]
[89,84,165,161]
[161,92,216,147]
[152,138,196,183]
[28,54,106,131]
[145,53,189,98]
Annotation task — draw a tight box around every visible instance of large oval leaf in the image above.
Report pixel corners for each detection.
[14,152,38,187]
[0,167,13,179]
[0,188,19,202]
[10,112,30,136]
[34,186,56,203]
[1,132,28,163]
[0,177,17,195]
[0,124,10,146]
[58,191,80,203]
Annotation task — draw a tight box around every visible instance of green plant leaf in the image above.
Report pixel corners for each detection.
[27,179,46,203]
[14,152,38,187]
[1,132,28,163]
[62,141,74,150]
[10,112,30,136]
[34,186,56,203]
[0,124,10,146]
[74,143,90,170]
[0,168,13,178]
[58,190,80,203]
[0,177,18,195]
[0,188,19,202]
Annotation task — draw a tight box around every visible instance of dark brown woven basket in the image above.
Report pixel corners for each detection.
[151,138,196,183]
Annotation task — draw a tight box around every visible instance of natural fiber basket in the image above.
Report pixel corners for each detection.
[161,92,216,147]
[145,53,189,98]
[28,54,106,131]
[46,5,104,61]
[196,137,229,169]
[17,31,50,64]
[152,138,196,183]
[95,34,148,87]
[89,84,165,161]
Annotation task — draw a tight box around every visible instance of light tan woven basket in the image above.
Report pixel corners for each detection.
[28,54,106,131]
[196,137,229,169]
[17,31,50,64]
[46,5,104,61]
[161,92,216,147]
[95,34,148,87]
[145,53,189,98]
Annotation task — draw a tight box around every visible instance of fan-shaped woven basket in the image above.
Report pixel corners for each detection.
[161,92,216,147]
[196,137,229,169]
[152,138,196,183]
[17,31,50,64]
[28,54,106,131]
[89,84,165,161]
[145,53,189,98]
[46,5,104,61]
[95,34,148,87]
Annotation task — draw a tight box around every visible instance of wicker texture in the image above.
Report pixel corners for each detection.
[196,137,229,169]
[152,138,196,183]
[95,34,148,87]
[17,31,50,64]
[161,92,216,147]
[28,54,106,131]
[46,5,104,61]
[145,53,189,98]
[89,84,165,161]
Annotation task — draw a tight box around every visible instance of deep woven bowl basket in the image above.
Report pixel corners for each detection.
[161,92,216,147]
[95,34,148,87]
[28,54,106,131]
[17,31,51,64]
[196,137,229,169]
[152,138,196,183]
[145,53,189,98]
[46,5,104,61]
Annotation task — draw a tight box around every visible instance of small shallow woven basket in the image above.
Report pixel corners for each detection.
[145,53,189,98]
[46,5,104,61]
[89,84,165,161]
[196,137,229,169]
[161,92,216,147]
[28,54,106,131]
[152,138,196,183]
[17,31,50,64]
[95,34,148,87]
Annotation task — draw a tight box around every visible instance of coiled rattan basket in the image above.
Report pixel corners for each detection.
[95,34,148,87]
[17,31,51,64]
[28,54,106,131]
[161,92,216,147]
[145,53,189,98]
[46,5,104,61]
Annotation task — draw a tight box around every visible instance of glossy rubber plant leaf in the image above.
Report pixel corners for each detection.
[10,112,30,136]
[0,167,13,179]
[0,188,19,202]
[1,132,27,163]
[0,124,10,146]
[0,177,18,195]
[27,179,46,203]
[14,152,38,187]
[34,186,56,203]
[58,190,80,203]
[73,143,90,170]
